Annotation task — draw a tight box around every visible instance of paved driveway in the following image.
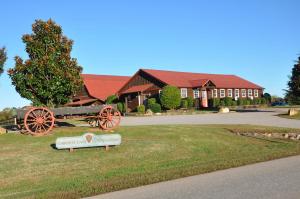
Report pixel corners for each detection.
[121,108,300,129]
[87,155,300,199]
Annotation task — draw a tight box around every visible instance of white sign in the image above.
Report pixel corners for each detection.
[56,133,121,149]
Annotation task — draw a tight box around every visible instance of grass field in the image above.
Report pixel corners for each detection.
[1,125,300,198]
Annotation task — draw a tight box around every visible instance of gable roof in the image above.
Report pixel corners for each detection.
[120,84,154,94]
[140,69,263,89]
[82,74,130,101]
[189,79,214,87]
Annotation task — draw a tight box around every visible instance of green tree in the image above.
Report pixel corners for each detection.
[0,47,7,76]
[117,102,125,113]
[8,19,83,107]
[286,56,300,104]
[106,95,118,104]
[263,93,271,104]
[160,86,181,110]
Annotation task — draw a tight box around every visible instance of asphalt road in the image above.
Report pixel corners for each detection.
[121,108,300,129]
[86,155,300,199]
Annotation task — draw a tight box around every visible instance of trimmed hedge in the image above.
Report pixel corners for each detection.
[209,97,267,108]
[231,100,237,106]
[160,86,181,110]
[223,97,233,106]
[181,99,188,109]
[149,103,161,113]
[137,105,145,114]
[147,98,156,106]
[261,98,267,104]
[210,98,220,108]
[186,97,194,108]
[220,100,225,107]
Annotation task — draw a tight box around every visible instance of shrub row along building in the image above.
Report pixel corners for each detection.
[68,69,264,112]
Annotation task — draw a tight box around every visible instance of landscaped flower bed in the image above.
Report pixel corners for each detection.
[227,127,300,140]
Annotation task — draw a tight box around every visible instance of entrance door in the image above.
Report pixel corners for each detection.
[201,90,208,107]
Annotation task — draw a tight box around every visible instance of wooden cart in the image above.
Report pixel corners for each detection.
[15,105,121,136]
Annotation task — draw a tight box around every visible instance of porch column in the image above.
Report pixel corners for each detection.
[138,94,141,106]
[125,96,128,113]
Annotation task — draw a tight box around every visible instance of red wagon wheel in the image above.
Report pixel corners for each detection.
[24,107,55,136]
[98,106,121,130]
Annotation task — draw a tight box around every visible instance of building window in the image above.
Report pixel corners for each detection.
[227,89,233,97]
[254,89,258,97]
[181,88,188,98]
[213,89,218,98]
[241,89,246,97]
[248,89,253,97]
[193,89,199,99]
[235,89,239,98]
[220,89,225,98]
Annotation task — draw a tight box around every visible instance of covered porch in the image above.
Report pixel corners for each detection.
[190,79,216,108]
[119,84,160,112]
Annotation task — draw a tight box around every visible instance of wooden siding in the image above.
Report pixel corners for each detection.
[120,70,165,93]
[70,86,103,106]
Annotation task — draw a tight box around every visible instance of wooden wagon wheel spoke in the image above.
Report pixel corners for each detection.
[43,123,51,128]
[26,119,37,122]
[40,124,47,132]
[109,121,115,127]
[30,111,37,118]
[31,123,38,132]
[29,123,38,131]
[24,107,55,136]
[102,119,108,126]
[100,113,108,118]
[98,106,121,130]
[28,114,37,120]
[40,109,45,117]
[44,115,52,120]
[27,122,37,126]
[42,112,51,118]
[105,121,112,129]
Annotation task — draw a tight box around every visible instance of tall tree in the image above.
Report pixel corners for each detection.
[8,19,83,107]
[0,47,7,76]
[286,56,300,105]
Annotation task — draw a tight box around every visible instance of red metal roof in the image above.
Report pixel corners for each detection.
[120,84,154,94]
[189,79,212,87]
[141,69,263,89]
[82,74,130,101]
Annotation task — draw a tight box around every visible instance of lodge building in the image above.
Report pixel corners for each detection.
[68,69,264,112]
[67,74,130,106]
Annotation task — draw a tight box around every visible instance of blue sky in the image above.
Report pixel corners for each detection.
[0,0,299,110]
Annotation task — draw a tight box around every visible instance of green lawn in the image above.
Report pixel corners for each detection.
[1,125,300,198]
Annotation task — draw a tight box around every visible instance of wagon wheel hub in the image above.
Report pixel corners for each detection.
[107,115,113,121]
[24,107,55,136]
[36,117,44,124]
